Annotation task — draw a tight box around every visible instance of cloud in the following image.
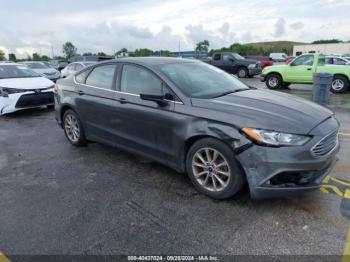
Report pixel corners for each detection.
[290,21,304,30]
[273,18,286,37]
[0,0,350,58]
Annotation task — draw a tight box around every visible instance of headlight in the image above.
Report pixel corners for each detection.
[242,127,311,146]
[0,87,27,96]
[248,64,256,69]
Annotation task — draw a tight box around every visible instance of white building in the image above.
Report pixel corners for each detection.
[293,43,350,56]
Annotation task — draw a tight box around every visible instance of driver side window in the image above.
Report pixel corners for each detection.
[121,64,173,99]
[291,55,314,66]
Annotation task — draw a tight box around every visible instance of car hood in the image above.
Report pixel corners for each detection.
[0,77,54,89]
[32,68,58,74]
[191,89,333,134]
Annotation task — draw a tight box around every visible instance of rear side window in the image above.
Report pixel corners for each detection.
[213,54,221,61]
[85,64,116,89]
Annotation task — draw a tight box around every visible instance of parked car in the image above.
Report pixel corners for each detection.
[205,52,261,78]
[61,62,96,78]
[55,57,339,199]
[285,56,296,64]
[21,61,61,82]
[325,56,350,65]
[245,55,273,69]
[49,60,69,71]
[0,63,54,115]
[269,53,288,62]
[261,54,350,93]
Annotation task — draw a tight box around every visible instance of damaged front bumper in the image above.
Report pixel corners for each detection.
[235,117,340,199]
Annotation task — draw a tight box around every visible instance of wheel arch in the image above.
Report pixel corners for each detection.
[266,71,284,81]
[333,73,350,83]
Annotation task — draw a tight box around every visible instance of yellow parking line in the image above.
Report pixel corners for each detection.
[330,176,350,187]
[0,252,10,262]
[339,132,350,137]
[320,184,344,197]
[343,227,350,262]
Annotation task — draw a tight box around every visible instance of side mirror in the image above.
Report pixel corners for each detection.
[140,93,168,106]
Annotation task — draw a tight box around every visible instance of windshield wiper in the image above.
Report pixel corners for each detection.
[211,88,249,98]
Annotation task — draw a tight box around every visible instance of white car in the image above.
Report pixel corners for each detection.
[61,62,96,78]
[325,56,350,65]
[269,53,288,62]
[0,63,55,115]
[21,61,61,82]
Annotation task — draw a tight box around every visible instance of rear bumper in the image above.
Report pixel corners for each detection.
[236,117,340,199]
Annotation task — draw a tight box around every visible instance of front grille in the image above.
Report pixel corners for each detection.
[15,92,54,108]
[311,131,339,157]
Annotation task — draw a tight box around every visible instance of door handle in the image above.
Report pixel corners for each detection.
[307,68,312,71]
[78,90,84,95]
[118,98,128,104]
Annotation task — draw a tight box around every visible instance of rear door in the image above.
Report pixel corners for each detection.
[74,63,119,143]
[284,55,315,83]
[212,53,225,70]
[112,63,176,161]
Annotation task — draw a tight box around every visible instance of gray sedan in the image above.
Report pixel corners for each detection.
[54,58,339,199]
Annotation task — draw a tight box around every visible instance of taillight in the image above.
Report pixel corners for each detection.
[54,84,59,93]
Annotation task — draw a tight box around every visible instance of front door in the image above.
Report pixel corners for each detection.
[113,63,176,161]
[284,55,315,83]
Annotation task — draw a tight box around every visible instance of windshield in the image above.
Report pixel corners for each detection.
[25,62,49,69]
[159,62,249,98]
[0,65,41,79]
[232,53,245,60]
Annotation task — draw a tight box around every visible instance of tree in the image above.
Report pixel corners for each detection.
[32,53,41,61]
[115,48,128,56]
[0,50,5,61]
[195,40,210,55]
[8,53,16,62]
[82,52,93,56]
[97,52,107,56]
[312,39,343,44]
[62,42,77,59]
[41,55,50,61]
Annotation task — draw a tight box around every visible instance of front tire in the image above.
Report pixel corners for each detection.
[186,138,245,199]
[63,109,87,146]
[266,73,282,89]
[331,76,349,93]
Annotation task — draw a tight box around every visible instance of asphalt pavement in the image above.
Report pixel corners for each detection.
[0,78,349,259]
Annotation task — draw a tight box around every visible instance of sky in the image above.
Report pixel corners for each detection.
[0,0,349,58]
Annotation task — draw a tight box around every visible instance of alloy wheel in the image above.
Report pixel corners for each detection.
[268,76,278,88]
[332,79,344,91]
[192,147,231,192]
[64,114,80,143]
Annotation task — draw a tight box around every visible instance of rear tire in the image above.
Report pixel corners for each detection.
[63,109,87,146]
[186,138,245,199]
[331,75,349,93]
[237,67,248,78]
[266,73,282,89]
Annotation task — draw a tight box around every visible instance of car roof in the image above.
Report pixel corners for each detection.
[105,57,196,66]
